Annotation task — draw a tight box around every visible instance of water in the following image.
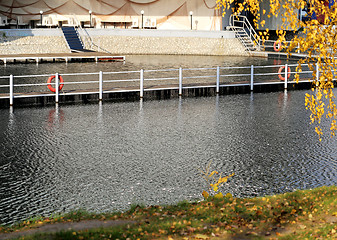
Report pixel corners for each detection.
[1,90,337,225]
[1,55,335,225]
[0,55,284,76]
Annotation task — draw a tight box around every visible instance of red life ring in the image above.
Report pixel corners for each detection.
[278,66,291,81]
[47,75,64,92]
[273,40,282,52]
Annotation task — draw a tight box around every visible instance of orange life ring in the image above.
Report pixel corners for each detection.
[278,66,291,81]
[47,75,64,92]
[273,40,282,52]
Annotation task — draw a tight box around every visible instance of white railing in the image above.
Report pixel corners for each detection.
[78,27,114,54]
[261,39,302,53]
[0,63,320,107]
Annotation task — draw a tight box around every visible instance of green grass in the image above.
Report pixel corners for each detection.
[1,185,337,239]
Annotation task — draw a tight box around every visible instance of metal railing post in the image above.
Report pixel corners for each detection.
[284,64,288,89]
[216,66,220,93]
[9,74,13,106]
[140,69,144,98]
[179,67,183,96]
[99,71,103,101]
[250,65,254,91]
[55,73,59,103]
[297,43,300,53]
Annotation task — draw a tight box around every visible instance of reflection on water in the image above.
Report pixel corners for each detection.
[1,89,337,225]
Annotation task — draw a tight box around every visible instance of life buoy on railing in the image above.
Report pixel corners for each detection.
[278,66,291,81]
[273,40,282,52]
[47,75,64,92]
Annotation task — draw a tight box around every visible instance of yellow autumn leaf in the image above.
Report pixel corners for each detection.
[225,192,233,198]
[208,170,218,178]
[202,190,209,199]
[214,192,224,199]
[218,176,228,184]
[194,233,210,239]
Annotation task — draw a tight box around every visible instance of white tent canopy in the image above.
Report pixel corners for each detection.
[0,0,222,30]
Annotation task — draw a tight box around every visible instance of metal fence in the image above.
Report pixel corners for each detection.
[0,63,317,107]
[261,40,302,53]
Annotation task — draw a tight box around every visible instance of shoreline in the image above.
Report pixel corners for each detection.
[1,185,337,240]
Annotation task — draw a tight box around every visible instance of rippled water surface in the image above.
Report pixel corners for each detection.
[0,55,287,76]
[1,90,337,225]
[1,55,336,225]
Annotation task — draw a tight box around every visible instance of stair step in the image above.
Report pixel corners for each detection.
[229,19,259,52]
[62,27,85,51]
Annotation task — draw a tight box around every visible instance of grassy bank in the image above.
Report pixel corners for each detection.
[1,185,337,239]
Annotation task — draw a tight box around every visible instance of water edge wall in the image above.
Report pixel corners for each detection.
[0,29,248,56]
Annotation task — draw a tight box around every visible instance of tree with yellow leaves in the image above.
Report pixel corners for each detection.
[218,0,337,140]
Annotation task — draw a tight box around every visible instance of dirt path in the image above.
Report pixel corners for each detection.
[0,220,136,240]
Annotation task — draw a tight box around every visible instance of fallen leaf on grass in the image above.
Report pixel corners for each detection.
[194,233,209,239]
[298,224,306,230]
[246,231,258,236]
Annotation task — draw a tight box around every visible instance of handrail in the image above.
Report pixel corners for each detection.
[71,14,93,51]
[260,39,302,53]
[71,14,115,54]
[73,14,112,54]
[77,26,115,54]
[229,14,261,50]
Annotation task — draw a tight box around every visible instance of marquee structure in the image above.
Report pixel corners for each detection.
[0,0,222,30]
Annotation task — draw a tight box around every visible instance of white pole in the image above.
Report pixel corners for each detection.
[55,73,59,103]
[316,63,319,82]
[9,74,13,106]
[250,65,254,91]
[285,64,288,89]
[297,43,300,53]
[99,71,103,101]
[216,66,220,93]
[140,69,144,98]
[179,67,183,96]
